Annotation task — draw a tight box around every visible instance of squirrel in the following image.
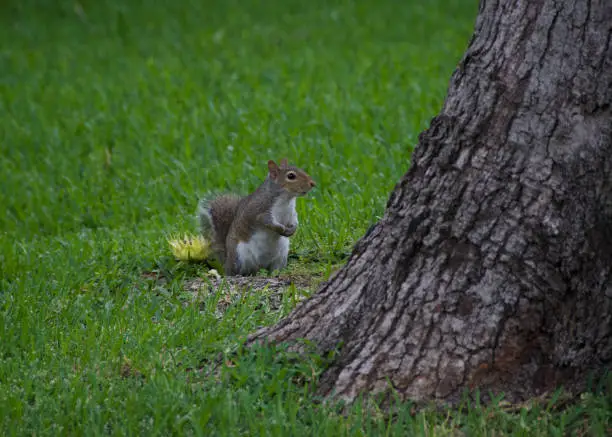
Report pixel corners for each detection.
[198,158,316,276]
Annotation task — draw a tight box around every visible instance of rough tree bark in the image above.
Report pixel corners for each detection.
[249,0,612,405]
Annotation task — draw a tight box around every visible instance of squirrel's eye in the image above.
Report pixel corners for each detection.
[287,172,297,180]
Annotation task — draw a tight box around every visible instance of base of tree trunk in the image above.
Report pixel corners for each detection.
[249,0,612,406]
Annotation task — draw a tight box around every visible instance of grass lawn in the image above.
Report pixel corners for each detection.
[1,0,610,435]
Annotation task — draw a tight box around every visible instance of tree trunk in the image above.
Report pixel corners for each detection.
[248,0,612,406]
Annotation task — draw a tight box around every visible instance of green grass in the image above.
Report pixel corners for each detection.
[1,0,610,435]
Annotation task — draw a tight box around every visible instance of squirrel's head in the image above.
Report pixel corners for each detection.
[267,158,316,196]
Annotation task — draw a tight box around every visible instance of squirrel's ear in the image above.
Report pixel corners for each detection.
[280,158,288,169]
[268,160,279,178]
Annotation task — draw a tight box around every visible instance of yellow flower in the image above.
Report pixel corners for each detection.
[167,233,211,261]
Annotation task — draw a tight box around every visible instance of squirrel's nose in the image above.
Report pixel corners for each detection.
[310,180,316,187]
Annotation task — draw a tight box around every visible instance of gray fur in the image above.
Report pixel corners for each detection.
[197,194,241,265]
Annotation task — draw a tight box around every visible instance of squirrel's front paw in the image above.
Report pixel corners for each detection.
[281,223,297,237]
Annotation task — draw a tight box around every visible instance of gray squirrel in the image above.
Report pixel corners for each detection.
[198,159,316,275]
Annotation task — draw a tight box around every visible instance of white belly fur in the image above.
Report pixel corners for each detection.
[236,196,297,275]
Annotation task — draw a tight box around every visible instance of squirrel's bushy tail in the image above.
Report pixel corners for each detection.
[198,194,241,264]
